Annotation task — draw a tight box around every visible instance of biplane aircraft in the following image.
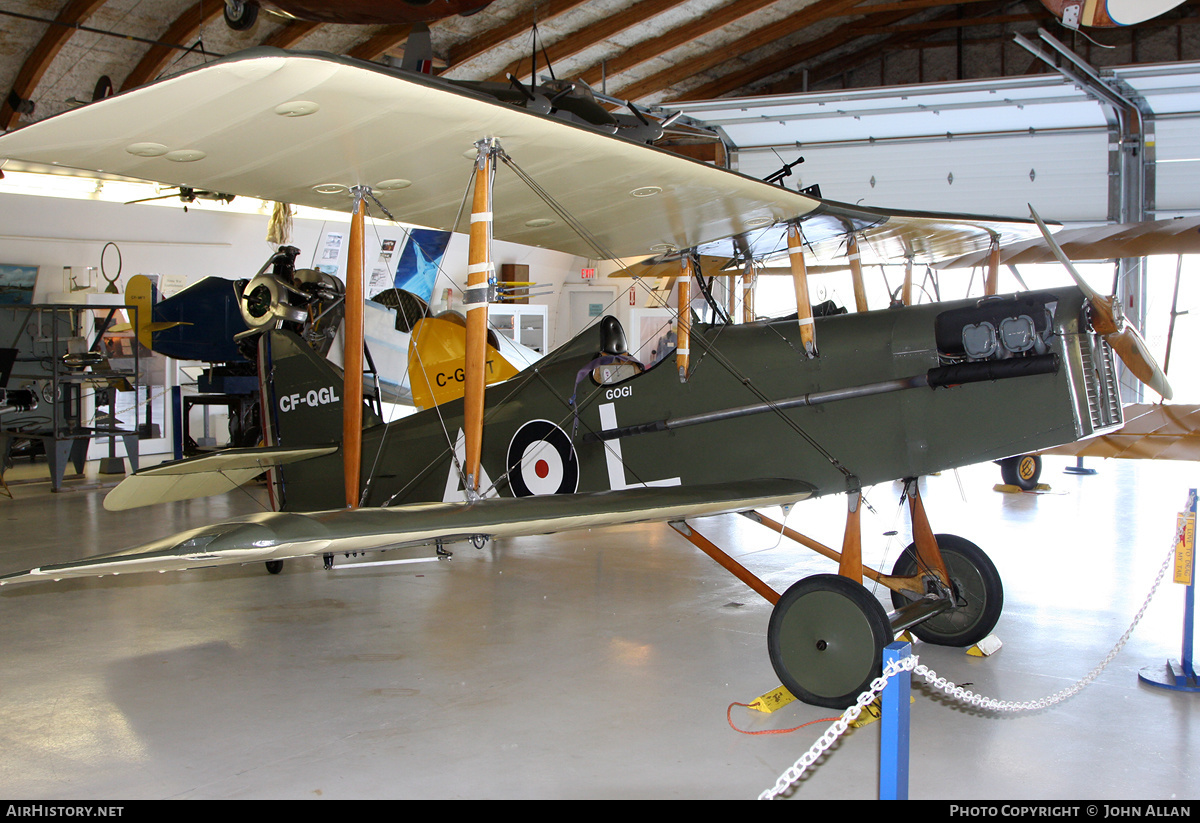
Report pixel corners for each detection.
[0,48,1172,709]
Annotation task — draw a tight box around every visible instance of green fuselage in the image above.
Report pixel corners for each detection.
[264,286,1107,513]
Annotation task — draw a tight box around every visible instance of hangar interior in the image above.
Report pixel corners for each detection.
[0,0,1198,800]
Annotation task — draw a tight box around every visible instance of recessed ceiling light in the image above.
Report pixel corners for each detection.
[312,184,349,195]
[274,100,319,117]
[745,216,772,228]
[125,142,168,157]
[630,186,662,198]
[525,218,555,228]
[650,243,676,253]
[165,149,206,162]
[375,178,412,191]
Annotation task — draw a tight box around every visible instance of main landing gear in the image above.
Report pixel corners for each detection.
[997,454,1042,491]
[673,478,1004,709]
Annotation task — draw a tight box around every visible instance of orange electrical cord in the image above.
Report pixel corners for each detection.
[726,702,839,736]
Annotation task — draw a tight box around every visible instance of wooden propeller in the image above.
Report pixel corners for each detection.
[1030,205,1173,401]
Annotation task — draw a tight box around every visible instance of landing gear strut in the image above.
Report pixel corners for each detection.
[888,533,1003,647]
[677,477,1003,709]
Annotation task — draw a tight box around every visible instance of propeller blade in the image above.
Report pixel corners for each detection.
[1106,324,1174,401]
[1029,203,1172,400]
[1028,204,1097,297]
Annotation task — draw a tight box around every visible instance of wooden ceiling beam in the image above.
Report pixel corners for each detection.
[348,25,414,61]
[445,0,592,70]
[672,1,1045,101]
[673,3,926,102]
[488,0,693,84]
[610,0,867,103]
[569,0,782,91]
[120,1,224,92]
[261,20,323,50]
[783,1,1031,92]
[1,0,110,131]
[838,0,1012,15]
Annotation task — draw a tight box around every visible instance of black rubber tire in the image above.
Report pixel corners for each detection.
[223,1,259,31]
[888,534,1003,647]
[265,560,283,575]
[768,573,892,709]
[999,454,1041,491]
[92,76,113,102]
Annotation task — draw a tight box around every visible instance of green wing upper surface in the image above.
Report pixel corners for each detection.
[1,478,813,586]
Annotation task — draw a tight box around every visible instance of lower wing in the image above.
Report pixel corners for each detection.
[1,479,813,586]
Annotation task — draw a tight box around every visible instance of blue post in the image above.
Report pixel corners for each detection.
[880,640,912,800]
[1138,488,1200,692]
[1181,489,1197,683]
[171,386,183,461]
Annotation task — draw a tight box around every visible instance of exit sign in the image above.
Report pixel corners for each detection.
[581,267,596,280]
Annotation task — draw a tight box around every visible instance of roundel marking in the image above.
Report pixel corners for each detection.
[507,420,579,497]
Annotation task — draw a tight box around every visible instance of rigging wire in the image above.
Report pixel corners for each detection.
[367,145,867,505]
[496,150,855,482]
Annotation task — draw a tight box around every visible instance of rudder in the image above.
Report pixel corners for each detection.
[258,328,380,511]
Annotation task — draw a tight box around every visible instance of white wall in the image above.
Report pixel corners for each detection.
[0,190,589,455]
[735,131,1112,223]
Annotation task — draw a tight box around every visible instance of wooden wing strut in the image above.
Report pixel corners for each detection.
[463,139,498,496]
[343,192,367,508]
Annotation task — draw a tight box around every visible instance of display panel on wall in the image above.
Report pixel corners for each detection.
[0,265,36,305]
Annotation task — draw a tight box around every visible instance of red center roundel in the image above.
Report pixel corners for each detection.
[506,420,579,497]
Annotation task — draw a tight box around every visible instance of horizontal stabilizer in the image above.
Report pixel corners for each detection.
[103,445,338,511]
[10,479,813,586]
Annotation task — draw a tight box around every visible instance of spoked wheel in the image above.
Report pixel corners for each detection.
[999,454,1042,491]
[767,574,892,709]
[889,534,1003,647]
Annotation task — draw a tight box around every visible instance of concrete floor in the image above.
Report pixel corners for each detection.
[0,455,1196,800]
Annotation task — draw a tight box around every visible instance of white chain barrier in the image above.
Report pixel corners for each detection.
[759,531,1182,800]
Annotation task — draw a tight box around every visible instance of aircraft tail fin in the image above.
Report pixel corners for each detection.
[258,328,381,511]
[103,328,380,512]
[400,23,434,75]
[113,275,192,350]
[407,316,525,410]
[258,328,381,449]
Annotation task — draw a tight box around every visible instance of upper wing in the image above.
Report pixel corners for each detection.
[936,216,1200,269]
[1041,404,1200,461]
[0,48,1047,263]
[699,200,1052,267]
[0,49,816,260]
[0,479,813,586]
